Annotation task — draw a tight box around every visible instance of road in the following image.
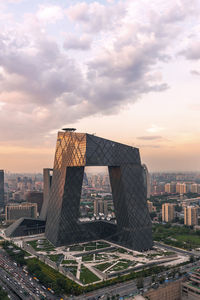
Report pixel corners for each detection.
[154,241,200,257]
[0,249,59,300]
[71,261,200,300]
[0,275,21,300]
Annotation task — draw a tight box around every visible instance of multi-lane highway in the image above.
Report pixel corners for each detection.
[0,249,59,300]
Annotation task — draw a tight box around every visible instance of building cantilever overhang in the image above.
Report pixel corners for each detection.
[45,131,152,251]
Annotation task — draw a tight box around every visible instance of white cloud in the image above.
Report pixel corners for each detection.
[181,41,200,60]
[0,0,199,145]
[66,1,125,33]
[37,5,64,24]
[63,34,92,50]
[146,125,165,133]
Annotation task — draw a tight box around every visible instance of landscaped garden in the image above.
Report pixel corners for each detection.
[94,262,112,272]
[64,265,77,277]
[62,259,77,265]
[27,239,55,252]
[107,260,137,272]
[69,241,111,252]
[153,223,200,250]
[48,254,64,263]
[80,265,100,284]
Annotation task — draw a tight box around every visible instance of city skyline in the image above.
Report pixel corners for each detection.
[0,0,200,172]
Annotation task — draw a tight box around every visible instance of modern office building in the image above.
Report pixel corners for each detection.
[40,168,52,220]
[5,203,37,223]
[182,267,200,299]
[162,203,175,222]
[26,191,43,214]
[94,199,108,216]
[0,170,4,208]
[45,130,152,251]
[142,164,151,199]
[184,206,198,226]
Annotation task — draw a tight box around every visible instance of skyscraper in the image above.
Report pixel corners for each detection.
[94,199,108,216]
[40,168,52,220]
[45,130,152,251]
[142,164,151,199]
[0,170,4,209]
[25,191,43,214]
[162,203,175,222]
[184,206,198,226]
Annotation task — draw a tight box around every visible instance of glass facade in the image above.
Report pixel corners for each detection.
[0,170,4,208]
[45,132,153,251]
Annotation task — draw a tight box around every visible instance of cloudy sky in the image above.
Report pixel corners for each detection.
[0,0,200,172]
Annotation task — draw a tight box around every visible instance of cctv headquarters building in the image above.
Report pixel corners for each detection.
[6,130,153,251]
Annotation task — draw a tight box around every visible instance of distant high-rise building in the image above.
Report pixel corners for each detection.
[176,183,186,194]
[0,170,4,208]
[147,200,154,213]
[25,191,43,214]
[83,172,88,186]
[5,203,37,223]
[142,164,151,199]
[191,183,198,194]
[162,203,175,222]
[164,182,176,194]
[165,183,171,194]
[184,206,198,226]
[94,199,108,216]
[40,168,52,220]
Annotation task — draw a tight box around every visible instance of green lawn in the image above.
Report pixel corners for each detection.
[28,239,55,252]
[69,245,84,251]
[64,266,77,277]
[108,261,136,272]
[48,254,63,263]
[96,242,110,249]
[85,246,96,251]
[82,254,94,262]
[94,262,112,272]
[69,241,111,252]
[95,254,109,261]
[153,224,200,250]
[80,266,100,284]
[117,248,128,254]
[62,260,77,265]
[175,234,200,245]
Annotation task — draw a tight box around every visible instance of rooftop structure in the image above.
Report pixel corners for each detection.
[5,202,37,223]
[182,267,200,299]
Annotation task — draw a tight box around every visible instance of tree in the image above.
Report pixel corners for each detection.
[56,277,66,292]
